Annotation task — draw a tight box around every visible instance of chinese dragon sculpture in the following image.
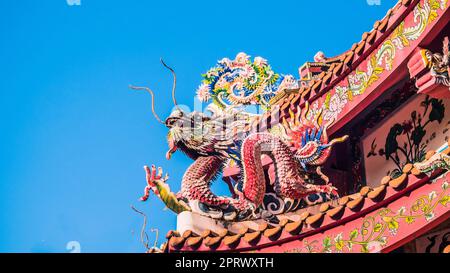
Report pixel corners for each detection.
[132,54,348,222]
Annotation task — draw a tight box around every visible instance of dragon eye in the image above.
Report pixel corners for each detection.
[165,118,177,127]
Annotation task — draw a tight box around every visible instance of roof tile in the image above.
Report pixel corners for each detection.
[285,221,303,235]
[359,186,372,197]
[205,236,223,248]
[223,234,242,247]
[389,173,408,189]
[243,231,261,245]
[346,196,365,211]
[263,226,283,240]
[305,212,324,226]
[367,185,387,200]
[338,196,351,206]
[326,205,345,219]
[381,176,392,185]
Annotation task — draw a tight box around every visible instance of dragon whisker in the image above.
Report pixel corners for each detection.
[129,85,165,124]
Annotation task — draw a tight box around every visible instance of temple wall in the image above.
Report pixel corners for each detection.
[362,94,450,187]
[414,225,450,253]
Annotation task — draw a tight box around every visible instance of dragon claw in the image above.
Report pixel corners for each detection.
[141,165,167,202]
[157,167,163,180]
[317,184,339,196]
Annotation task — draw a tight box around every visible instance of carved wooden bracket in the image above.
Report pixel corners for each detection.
[407,37,450,99]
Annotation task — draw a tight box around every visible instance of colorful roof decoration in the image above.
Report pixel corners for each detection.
[250,0,449,135]
[196,53,298,110]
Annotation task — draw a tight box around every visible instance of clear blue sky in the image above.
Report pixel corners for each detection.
[0,0,397,252]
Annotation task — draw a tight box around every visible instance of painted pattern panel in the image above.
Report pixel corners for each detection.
[362,94,450,187]
[306,0,448,126]
[248,172,450,253]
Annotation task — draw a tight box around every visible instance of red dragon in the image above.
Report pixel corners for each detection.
[132,59,348,221]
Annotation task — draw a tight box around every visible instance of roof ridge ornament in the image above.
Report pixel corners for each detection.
[196,52,299,110]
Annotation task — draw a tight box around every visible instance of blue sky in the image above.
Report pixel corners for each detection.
[0,0,397,252]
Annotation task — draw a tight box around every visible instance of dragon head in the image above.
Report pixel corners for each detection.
[130,59,225,160]
[164,109,218,160]
[164,106,256,161]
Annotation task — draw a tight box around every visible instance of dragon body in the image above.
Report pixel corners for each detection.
[141,104,347,221]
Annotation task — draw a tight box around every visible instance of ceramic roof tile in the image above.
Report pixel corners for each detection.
[319,203,331,213]
[366,30,378,45]
[285,220,303,235]
[204,236,222,248]
[343,51,355,67]
[311,80,323,93]
[346,196,365,211]
[326,205,345,219]
[223,234,242,247]
[355,41,366,56]
[367,185,387,200]
[305,212,324,226]
[299,211,311,221]
[389,173,408,189]
[275,0,406,114]
[359,186,372,197]
[381,175,392,185]
[332,62,344,76]
[322,71,333,85]
[243,230,261,245]
[263,226,283,240]
[186,236,203,248]
[338,196,351,206]
[376,15,390,32]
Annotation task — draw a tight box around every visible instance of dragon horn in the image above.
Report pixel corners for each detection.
[129,85,165,124]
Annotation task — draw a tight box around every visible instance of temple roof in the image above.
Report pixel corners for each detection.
[155,0,450,253]
[164,142,450,252]
[245,0,417,133]
[279,0,409,108]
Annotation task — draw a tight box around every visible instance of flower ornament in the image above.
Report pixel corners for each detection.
[254,56,268,66]
[196,84,211,102]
